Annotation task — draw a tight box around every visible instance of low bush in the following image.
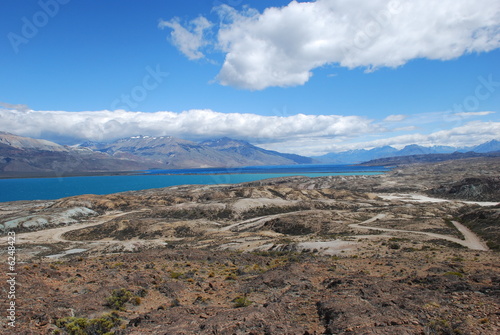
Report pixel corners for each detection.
[56,312,121,335]
[233,295,252,308]
[105,288,133,311]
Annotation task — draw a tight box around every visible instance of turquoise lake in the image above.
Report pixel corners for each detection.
[0,164,388,202]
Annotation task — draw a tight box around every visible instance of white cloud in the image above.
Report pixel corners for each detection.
[0,101,30,112]
[384,114,408,122]
[0,108,378,145]
[159,16,212,60]
[453,111,496,117]
[1,107,498,156]
[376,110,496,132]
[258,120,500,155]
[393,126,418,132]
[398,121,500,148]
[339,121,500,152]
[162,0,500,90]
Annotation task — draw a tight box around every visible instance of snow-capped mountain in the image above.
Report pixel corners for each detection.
[79,135,313,168]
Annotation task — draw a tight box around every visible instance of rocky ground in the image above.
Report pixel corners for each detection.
[0,157,499,334]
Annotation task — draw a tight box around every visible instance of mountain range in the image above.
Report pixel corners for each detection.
[0,132,313,177]
[1,131,499,177]
[0,131,150,177]
[314,140,500,164]
[79,136,314,168]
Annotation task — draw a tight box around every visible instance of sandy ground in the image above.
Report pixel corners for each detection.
[296,240,358,255]
[1,210,167,258]
[221,211,304,232]
[231,198,297,212]
[451,220,490,251]
[2,193,492,259]
[11,211,130,245]
[377,193,499,207]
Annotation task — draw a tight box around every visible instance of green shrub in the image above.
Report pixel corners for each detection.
[169,271,184,279]
[106,288,133,311]
[233,295,252,308]
[427,319,463,334]
[389,243,401,250]
[56,312,121,335]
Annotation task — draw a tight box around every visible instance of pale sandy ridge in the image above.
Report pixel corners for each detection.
[377,193,499,207]
[11,211,131,245]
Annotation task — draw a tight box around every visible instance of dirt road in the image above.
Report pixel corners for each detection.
[12,211,130,245]
[349,214,489,251]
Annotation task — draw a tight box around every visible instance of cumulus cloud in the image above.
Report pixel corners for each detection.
[259,120,500,155]
[0,107,378,145]
[332,121,500,152]
[159,16,212,60]
[161,0,500,90]
[1,107,498,155]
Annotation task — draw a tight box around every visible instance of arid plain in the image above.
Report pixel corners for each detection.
[1,158,499,334]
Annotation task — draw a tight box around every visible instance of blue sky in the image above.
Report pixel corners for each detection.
[0,0,499,155]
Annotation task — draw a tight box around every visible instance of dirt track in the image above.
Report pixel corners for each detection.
[349,213,489,251]
[14,211,131,245]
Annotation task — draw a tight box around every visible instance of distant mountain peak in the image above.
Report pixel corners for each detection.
[402,144,421,149]
[200,137,250,149]
[119,135,174,142]
[315,140,500,164]
[473,139,500,153]
[0,132,68,152]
